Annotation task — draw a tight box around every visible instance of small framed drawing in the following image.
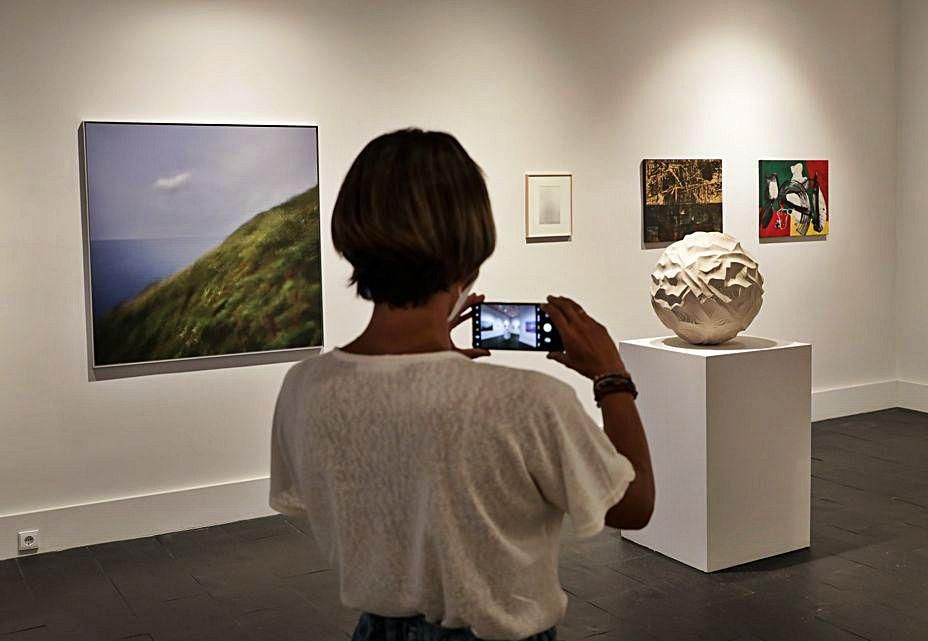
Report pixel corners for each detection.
[525,172,572,241]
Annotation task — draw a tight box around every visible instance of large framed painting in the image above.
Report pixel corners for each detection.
[759,160,829,238]
[642,159,723,243]
[80,122,322,369]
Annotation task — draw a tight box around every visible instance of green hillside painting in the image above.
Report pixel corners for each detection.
[92,187,323,365]
[83,122,322,368]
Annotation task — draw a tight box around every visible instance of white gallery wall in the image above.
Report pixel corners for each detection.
[896,0,928,412]
[0,0,907,557]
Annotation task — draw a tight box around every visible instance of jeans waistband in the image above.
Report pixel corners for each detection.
[351,612,557,641]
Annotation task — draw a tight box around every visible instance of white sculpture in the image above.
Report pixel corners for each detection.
[650,231,764,345]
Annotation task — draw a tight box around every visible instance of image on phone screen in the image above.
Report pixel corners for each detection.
[471,303,563,351]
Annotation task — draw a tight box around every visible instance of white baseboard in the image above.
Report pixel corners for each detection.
[4,379,927,561]
[0,476,274,561]
[896,379,928,413]
[812,380,898,421]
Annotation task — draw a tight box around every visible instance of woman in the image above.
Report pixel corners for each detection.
[270,128,654,641]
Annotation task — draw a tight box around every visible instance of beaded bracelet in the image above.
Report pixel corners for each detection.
[593,371,638,406]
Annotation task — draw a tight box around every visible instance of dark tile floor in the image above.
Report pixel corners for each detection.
[2,408,927,641]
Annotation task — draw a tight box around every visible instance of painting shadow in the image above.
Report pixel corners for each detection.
[527,235,571,244]
[90,347,321,381]
[760,234,828,245]
[78,124,96,378]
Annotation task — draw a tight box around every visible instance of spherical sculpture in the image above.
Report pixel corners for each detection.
[650,232,764,345]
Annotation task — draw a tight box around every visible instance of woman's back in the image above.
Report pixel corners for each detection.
[271,349,634,640]
[269,128,653,641]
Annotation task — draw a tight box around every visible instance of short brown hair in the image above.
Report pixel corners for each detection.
[332,128,496,307]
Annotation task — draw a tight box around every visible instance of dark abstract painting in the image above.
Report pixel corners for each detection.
[643,159,723,243]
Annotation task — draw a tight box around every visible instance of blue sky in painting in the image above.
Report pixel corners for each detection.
[84,123,318,241]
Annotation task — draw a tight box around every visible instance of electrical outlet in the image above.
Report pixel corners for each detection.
[18,530,39,552]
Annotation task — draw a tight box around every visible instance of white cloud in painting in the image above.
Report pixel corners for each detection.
[153,172,191,191]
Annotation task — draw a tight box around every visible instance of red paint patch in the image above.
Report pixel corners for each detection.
[760,206,790,237]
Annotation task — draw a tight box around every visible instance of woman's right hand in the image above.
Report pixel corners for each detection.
[541,296,627,380]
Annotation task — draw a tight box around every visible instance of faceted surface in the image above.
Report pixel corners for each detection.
[650,231,764,344]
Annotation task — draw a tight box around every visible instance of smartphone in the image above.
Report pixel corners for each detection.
[471,302,563,351]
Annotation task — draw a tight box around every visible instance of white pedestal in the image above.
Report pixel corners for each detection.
[619,336,812,572]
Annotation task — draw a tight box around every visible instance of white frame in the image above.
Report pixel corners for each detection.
[525,172,572,240]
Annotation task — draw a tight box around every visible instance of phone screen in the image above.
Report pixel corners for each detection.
[471,303,563,351]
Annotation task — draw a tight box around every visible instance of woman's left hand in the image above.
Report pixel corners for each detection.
[451,293,490,359]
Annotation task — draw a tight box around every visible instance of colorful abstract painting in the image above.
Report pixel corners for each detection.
[759,160,829,238]
[81,122,322,367]
[643,159,723,243]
